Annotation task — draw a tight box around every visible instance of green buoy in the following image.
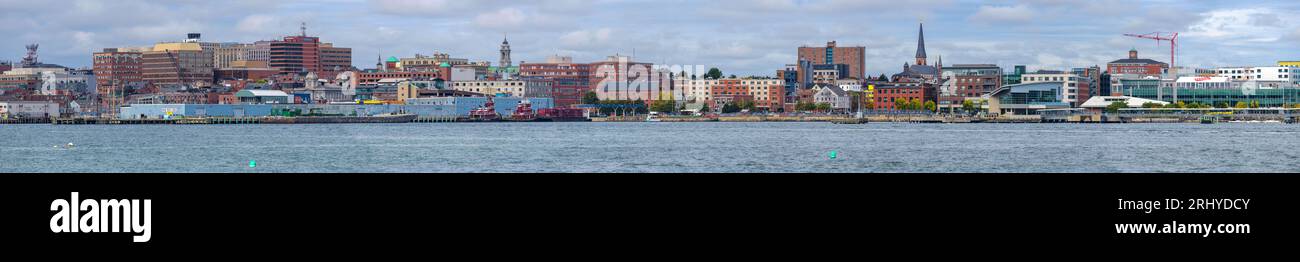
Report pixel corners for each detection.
[249,160,257,168]
[829,151,838,159]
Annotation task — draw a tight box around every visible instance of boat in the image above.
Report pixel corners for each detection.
[646,112,663,122]
[537,107,590,122]
[1200,116,1216,124]
[467,97,500,122]
[504,100,538,122]
[260,113,417,124]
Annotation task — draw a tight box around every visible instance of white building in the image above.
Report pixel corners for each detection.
[1215,66,1292,82]
[1021,71,1083,105]
[671,78,784,104]
[451,80,552,98]
[0,101,60,119]
[813,84,850,111]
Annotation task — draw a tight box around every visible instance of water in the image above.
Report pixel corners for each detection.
[2,122,1299,173]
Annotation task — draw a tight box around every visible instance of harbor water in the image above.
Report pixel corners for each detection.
[2,122,1299,173]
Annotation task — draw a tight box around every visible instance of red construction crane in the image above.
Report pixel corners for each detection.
[1123,32,1179,72]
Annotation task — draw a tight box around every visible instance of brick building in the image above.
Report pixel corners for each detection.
[1106,49,1167,75]
[520,55,591,107]
[797,41,866,81]
[872,82,936,111]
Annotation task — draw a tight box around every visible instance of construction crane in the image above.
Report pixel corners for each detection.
[1123,32,1179,72]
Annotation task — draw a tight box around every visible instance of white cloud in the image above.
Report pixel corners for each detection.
[474,8,528,30]
[237,15,279,33]
[1185,8,1290,42]
[969,5,1035,24]
[559,28,614,49]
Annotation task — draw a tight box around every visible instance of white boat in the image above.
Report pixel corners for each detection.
[646,112,663,122]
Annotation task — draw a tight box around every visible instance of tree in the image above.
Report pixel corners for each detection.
[961,99,975,113]
[815,102,832,112]
[721,103,741,113]
[650,99,676,114]
[700,104,710,113]
[1215,102,1229,108]
[581,91,600,105]
[1141,102,1162,108]
[1249,100,1260,108]
[704,68,723,80]
[924,100,937,113]
[1175,101,1188,109]
[1105,101,1128,113]
[633,98,648,114]
[1234,101,1249,109]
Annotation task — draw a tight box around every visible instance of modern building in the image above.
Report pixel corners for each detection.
[142,42,214,87]
[985,82,1070,116]
[1106,49,1167,75]
[398,53,469,72]
[520,55,591,107]
[940,64,1001,108]
[1078,96,1168,114]
[1021,70,1088,106]
[1118,76,1300,107]
[1214,66,1292,81]
[797,41,866,80]
[258,26,351,79]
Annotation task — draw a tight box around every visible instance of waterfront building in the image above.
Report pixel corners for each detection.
[985,82,1070,116]
[450,80,553,98]
[940,64,1001,110]
[1117,76,1300,107]
[1002,65,1026,85]
[813,84,850,112]
[589,55,657,101]
[355,71,441,87]
[797,41,866,80]
[872,82,936,111]
[118,97,554,119]
[1106,49,1167,75]
[235,89,291,104]
[0,101,60,119]
[520,55,591,107]
[93,48,145,115]
[1021,70,1088,106]
[1078,96,1168,114]
[673,78,785,111]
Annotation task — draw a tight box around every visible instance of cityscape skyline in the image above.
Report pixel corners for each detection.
[2,0,1299,76]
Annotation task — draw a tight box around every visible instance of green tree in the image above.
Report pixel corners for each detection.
[1215,102,1229,108]
[924,100,937,112]
[650,99,676,114]
[815,102,832,112]
[700,104,710,113]
[721,103,741,113]
[581,91,600,105]
[1106,101,1128,113]
[961,99,975,113]
[1141,102,1161,108]
[704,68,723,80]
[1175,101,1188,109]
[1235,101,1249,109]
[1249,100,1260,108]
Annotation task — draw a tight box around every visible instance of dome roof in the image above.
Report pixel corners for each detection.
[439,62,452,67]
[387,56,399,63]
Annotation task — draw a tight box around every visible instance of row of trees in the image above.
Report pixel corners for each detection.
[794,101,833,112]
[1108,100,1286,113]
[893,98,936,112]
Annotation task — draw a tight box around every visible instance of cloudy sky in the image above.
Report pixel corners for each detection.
[2,0,1299,76]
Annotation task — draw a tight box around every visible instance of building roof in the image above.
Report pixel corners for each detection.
[152,42,203,52]
[817,84,847,97]
[986,81,1064,98]
[1108,58,1167,65]
[1079,96,1169,108]
[235,89,290,97]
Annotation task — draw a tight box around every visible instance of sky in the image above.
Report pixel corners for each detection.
[2,0,1299,77]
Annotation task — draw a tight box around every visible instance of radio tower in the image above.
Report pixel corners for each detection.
[1123,32,1178,74]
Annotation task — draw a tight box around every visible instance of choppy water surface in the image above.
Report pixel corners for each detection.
[3,122,1298,173]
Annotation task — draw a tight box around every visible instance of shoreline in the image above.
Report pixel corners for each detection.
[2,115,1294,125]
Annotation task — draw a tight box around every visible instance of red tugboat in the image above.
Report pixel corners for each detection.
[505,100,538,122]
[467,96,500,122]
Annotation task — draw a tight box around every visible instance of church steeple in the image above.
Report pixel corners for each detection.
[916,23,928,66]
